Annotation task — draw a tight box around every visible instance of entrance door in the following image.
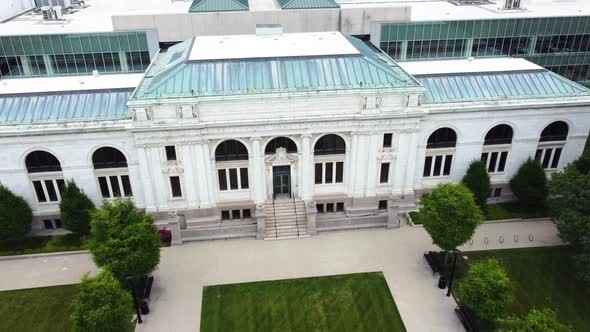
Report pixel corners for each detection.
[273,166,291,197]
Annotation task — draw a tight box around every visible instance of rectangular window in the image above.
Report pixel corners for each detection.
[218,169,227,190]
[242,209,251,219]
[551,148,562,169]
[33,180,47,202]
[378,200,387,210]
[221,210,230,220]
[44,180,58,202]
[315,163,323,184]
[380,163,390,183]
[542,148,553,169]
[498,152,508,172]
[325,162,333,183]
[488,152,498,173]
[229,168,238,190]
[423,156,433,177]
[383,133,393,148]
[231,209,241,220]
[56,179,65,194]
[481,152,489,165]
[165,146,177,161]
[121,175,132,196]
[240,168,249,189]
[326,203,334,213]
[443,155,452,176]
[43,219,53,229]
[335,162,344,183]
[316,203,324,213]
[535,149,543,162]
[336,202,344,212]
[98,176,110,198]
[109,176,121,197]
[433,155,443,176]
[170,176,182,198]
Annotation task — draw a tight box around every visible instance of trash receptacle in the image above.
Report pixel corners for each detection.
[438,276,447,289]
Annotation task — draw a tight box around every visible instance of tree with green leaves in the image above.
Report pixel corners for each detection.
[420,183,484,255]
[70,270,133,332]
[497,308,572,332]
[59,180,95,236]
[509,158,548,209]
[456,258,513,322]
[462,160,491,213]
[89,198,160,283]
[0,184,33,241]
[550,163,590,285]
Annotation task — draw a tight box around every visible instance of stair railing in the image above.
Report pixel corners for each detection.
[292,195,300,237]
[272,198,278,239]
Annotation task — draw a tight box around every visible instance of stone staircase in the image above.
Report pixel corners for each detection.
[265,198,308,240]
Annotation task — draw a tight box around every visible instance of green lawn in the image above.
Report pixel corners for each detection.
[408,211,423,225]
[485,202,550,221]
[0,234,88,256]
[200,272,406,332]
[453,246,590,331]
[0,284,79,332]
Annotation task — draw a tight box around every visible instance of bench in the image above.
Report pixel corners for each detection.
[423,251,439,275]
[455,305,478,332]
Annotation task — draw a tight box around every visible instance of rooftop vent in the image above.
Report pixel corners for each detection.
[448,0,493,5]
[503,0,522,10]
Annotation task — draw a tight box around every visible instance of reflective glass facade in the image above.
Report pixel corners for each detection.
[380,17,590,86]
[0,32,151,78]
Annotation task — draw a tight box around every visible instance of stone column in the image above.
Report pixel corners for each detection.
[364,133,380,197]
[181,144,199,207]
[300,134,313,200]
[404,131,420,196]
[203,142,217,206]
[136,146,156,212]
[250,137,266,204]
[393,132,410,194]
[347,133,359,196]
[353,133,369,197]
[147,146,169,210]
[195,143,212,207]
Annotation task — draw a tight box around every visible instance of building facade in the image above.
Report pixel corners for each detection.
[0,32,589,242]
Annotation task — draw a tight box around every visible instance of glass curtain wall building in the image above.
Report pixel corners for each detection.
[379,16,590,86]
[0,31,152,78]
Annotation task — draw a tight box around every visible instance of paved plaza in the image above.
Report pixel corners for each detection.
[0,219,562,332]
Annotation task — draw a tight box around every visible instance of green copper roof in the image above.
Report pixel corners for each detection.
[132,35,419,100]
[0,90,132,125]
[189,0,248,12]
[277,0,339,9]
[416,70,590,103]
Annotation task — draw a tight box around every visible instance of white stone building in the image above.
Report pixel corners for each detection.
[1,31,589,242]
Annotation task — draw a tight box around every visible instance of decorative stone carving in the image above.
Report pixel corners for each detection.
[378,148,396,161]
[264,147,297,164]
[168,210,178,219]
[162,162,184,175]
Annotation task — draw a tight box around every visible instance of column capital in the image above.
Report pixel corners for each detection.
[250,136,262,143]
[300,132,313,139]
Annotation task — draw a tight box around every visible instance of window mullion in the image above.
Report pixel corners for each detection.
[117,175,125,197]
[236,168,242,190]
[106,176,114,198]
[41,180,51,202]
[54,179,62,201]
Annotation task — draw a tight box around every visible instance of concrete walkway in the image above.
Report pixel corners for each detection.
[0,219,563,332]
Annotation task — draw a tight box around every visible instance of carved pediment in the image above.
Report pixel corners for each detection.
[264,147,297,164]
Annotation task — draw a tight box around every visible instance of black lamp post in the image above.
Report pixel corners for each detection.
[126,275,142,324]
[446,249,460,297]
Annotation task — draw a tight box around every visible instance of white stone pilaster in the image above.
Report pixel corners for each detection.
[181,144,199,207]
[393,133,410,194]
[300,134,313,200]
[194,143,211,207]
[148,146,169,209]
[250,137,265,204]
[404,131,419,194]
[353,133,369,197]
[347,133,359,196]
[203,142,217,206]
[364,133,380,197]
[136,146,156,211]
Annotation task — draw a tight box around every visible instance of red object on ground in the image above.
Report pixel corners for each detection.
[158,228,172,246]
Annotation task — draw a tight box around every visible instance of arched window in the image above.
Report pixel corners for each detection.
[215,140,249,191]
[423,128,456,177]
[265,137,297,155]
[482,125,513,173]
[427,128,457,149]
[215,140,248,162]
[484,125,513,145]
[25,151,64,203]
[540,121,568,142]
[536,121,569,170]
[92,147,132,199]
[25,151,62,173]
[92,147,128,169]
[314,134,345,155]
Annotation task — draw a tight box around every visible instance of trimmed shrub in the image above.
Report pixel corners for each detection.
[89,198,160,283]
[497,308,572,332]
[0,184,33,241]
[59,180,95,236]
[456,258,513,322]
[70,270,133,332]
[510,158,548,209]
[462,160,491,213]
[420,183,484,253]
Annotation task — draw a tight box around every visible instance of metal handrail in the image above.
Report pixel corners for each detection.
[271,197,278,239]
[292,194,300,237]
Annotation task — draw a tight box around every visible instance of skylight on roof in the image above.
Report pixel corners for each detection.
[188,32,360,61]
